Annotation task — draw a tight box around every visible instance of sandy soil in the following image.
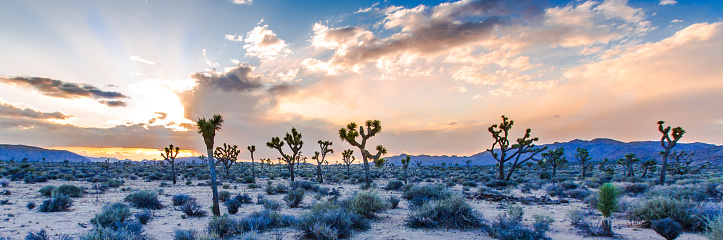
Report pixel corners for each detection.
[0,178,709,240]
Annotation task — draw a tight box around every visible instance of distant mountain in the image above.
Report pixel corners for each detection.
[385,138,721,166]
[0,144,89,163]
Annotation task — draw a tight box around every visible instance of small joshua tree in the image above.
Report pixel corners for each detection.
[247,145,256,180]
[640,159,657,178]
[597,183,619,236]
[214,143,240,179]
[617,153,640,177]
[540,147,566,178]
[312,140,333,183]
[196,114,223,216]
[658,121,685,185]
[199,154,207,165]
[667,150,707,175]
[341,149,355,179]
[161,144,180,185]
[487,115,546,180]
[401,156,410,184]
[575,147,593,180]
[339,120,387,189]
[267,128,303,182]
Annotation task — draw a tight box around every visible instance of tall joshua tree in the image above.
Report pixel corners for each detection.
[575,147,593,180]
[541,147,566,178]
[196,114,223,216]
[341,149,355,179]
[487,115,546,181]
[339,120,387,189]
[312,140,334,183]
[267,128,303,182]
[247,145,256,180]
[401,155,411,184]
[617,153,640,177]
[161,144,180,185]
[658,121,685,185]
[214,143,240,179]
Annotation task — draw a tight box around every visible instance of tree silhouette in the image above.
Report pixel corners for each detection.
[267,128,303,182]
[540,147,566,178]
[487,115,547,180]
[617,153,640,177]
[161,144,180,184]
[312,140,333,183]
[247,145,256,180]
[196,114,223,216]
[575,148,594,180]
[657,121,685,185]
[341,149,355,179]
[214,143,240,179]
[401,156,411,184]
[667,150,707,175]
[640,159,657,177]
[339,120,387,189]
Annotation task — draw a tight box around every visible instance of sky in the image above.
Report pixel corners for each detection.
[1,0,722,162]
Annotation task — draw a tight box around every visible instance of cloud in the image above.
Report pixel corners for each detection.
[225,34,243,42]
[98,100,128,108]
[190,64,263,92]
[671,19,683,23]
[130,56,161,66]
[228,0,252,5]
[0,76,129,100]
[0,102,70,120]
[148,112,168,124]
[243,23,291,61]
[659,0,677,6]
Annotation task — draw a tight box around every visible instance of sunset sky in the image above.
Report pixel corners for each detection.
[1,0,722,161]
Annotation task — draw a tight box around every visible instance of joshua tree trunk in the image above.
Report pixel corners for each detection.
[363,155,371,188]
[207,148,220,216]
[317,164,323,183]
[346,164,351,179]
[171,164,176,185]
[403,165,408,184]
[288,163,295,182]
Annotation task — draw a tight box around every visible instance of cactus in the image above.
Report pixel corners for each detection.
[161,144,180,185]
[339,120,387,189]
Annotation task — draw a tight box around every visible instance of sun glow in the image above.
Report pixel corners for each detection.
[49,147,200,161]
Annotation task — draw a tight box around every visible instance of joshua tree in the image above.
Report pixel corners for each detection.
[267,128,303,182]
[640,159,657,177]
[161,144,180,184]
[196,114,223,216]
[540,147,566,178]
[312,140,333,183]
[401,156,411,184]
[487,115,547,181]
[617,153,640,177]
[247,145,256,180]
[658,121,685,185]
[214,143,240,179]
[597,183,619,235]
[199,154,207,165]
[339,120,387,189]
[575,147,593,180]
[341,149,355,179]
[667,150,708,175]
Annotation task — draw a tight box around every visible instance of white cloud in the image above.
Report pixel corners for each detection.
[130,56,161,66]
[244,24,291,61]
[224,34,243,42]
[659,0,677,6]
[228,0,253,5]
[671,19,684,23]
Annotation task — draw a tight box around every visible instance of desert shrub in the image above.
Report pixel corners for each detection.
[25,229,72,240]
[135,210,153,225]
[389,196,400,209]
[265,184,276,195]
[385,180,404,190]
[79,225,150,240]
[207,215,236,238]
[565,208,586,226]
[652,218,683,240]
[647,184,708,202]
[348,191,388,218]
[284,189,305,208]
[39,185,57,197]
[236,210,296,233]
[225,198,242,214]
[219,191,231,202]
[27,202,36,210]
[124,191,163,209]
[624,183,649,195]
[172,194,195,206]
[486,179,517,188]
[55,184,83,198]
[232,193,253,204]
[297,203,370,240]
[263,199,283,211]
[626,196,696,230]
[486,213,550,240]
[173,229,198,240]
[406,195,483,229]
[402,184,452,207]
[462,180,478,187]
[91,203,133,228]
[706,213,723,240]
[177,201,207,217]
[0,179,8,187]
[290,181,320,192]
[39,194,72,212]
[507,204,524,222]
[104,179,124,188]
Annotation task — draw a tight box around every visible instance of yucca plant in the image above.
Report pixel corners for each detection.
[597,183,619,235]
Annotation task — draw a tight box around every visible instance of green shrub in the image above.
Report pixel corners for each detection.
[91,203,133,228]
[706,213,723,240]
[486,213,550,240]
[565,208,585,226]
[389,196,400,209]
[173,229,198,240]
[348,191,387,218]
[652,218,682,240]
[385,180,404,190]
[219,191,231,202]
[172,194,194,206]
[135,210,153,225]
[39,185,56,197]
[402,184,451,207]
[236,210,296,233]
[207,215,237,238]
[39,194,72,212]
[176,201,207,217]
[25,229,72,240]
[263,199,283,211]
[297,203,370,240]
[224,198,242,214]
[56,184,83,198]
[626,196,695,230]
[284,189,305,208]
[124,191,163,209]
[406,195,483,229]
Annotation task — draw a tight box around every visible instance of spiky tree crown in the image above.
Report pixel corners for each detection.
[162,144,180,160]
[196,115,223,148]
[248,145,256,153]
[214,143,240,162]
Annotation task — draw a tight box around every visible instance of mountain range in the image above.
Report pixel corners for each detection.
[1,138,722,166]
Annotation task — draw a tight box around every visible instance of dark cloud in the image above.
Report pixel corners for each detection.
[148,112,168,124]
[268,83,296,95]
[98,100,127,108]
[0,76,129,100]
[0,102,70,120]
[190,64,263,92]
